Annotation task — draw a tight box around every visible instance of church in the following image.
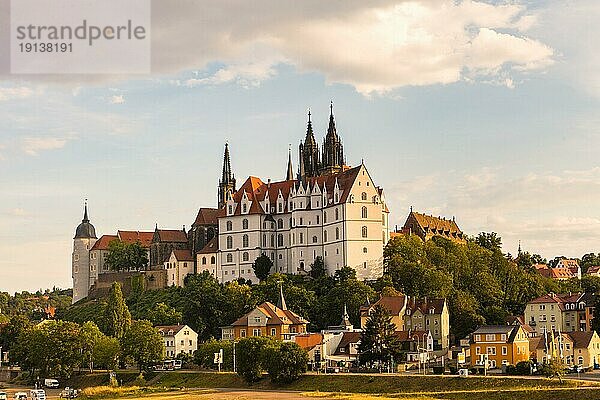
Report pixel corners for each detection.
[72,104,390,302]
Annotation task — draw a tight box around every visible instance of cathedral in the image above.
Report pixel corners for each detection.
[72,104,390,302]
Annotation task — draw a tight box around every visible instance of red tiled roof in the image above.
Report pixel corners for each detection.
[192,208,220,226]
[333,331,362,355]
[197,236,218,254]
[538,267,576,280]
[172,249,194,262]
[155,229,188,243]
[231,302,309,327]
[90,235,118,251]
[587,265,600,274]
[528,292,583,310]
[156,325,187,335]
[118,230,153,247]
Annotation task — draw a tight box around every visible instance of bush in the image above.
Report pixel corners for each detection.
[194,339,233,371]
[261,341,308,384]
[236,337,273,383]
[515,360,533,375]
[132,373,146,387]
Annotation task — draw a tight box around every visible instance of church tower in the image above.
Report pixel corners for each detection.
[321,101,345,175]
[298,110,320,180]
[218,143,236,208]
[285,145,294,181]
[72,201,97,304]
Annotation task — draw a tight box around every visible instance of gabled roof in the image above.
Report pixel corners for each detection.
[171,249,194,262]
[231,302,309,327]
[538,268,576,280]
[334,331,362,355]
[394,330,430,342]
[90,234,118,251]
[197,236,218,254]
[192,208,220,226]
[154,229,188,243]
[568,331,596,348]
[362,295,406,316]
[527,292,586,310]
[408,211,462,235]
[156,325,188,335]
[118,230,154,247]
[586,265,600,274]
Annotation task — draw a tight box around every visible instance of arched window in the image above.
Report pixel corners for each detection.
[335,208,339,220]
[226,236,233,249]
[270,234,275,247]
[335,227,340,240]
[202,257,207,265]
[242,252,249,262]
[289,218,292,227]
[372,196,378,204]
[226,221,232,231]
[210,256,215,264]
[226,253,233,263]
[207,227,215,241]
[363,247,368,253]
[277,219,283,229]
[312,236,318,243]
[278,203,283,213]
[316,215,320,224]
[228,205,232,214]
[361,192,367,201]
[277,234,284,247]
[362,206,368,218]
[362,226,368,238]
[242,219,248,229]
[335,193,339,203]
[324,212,327,223]
[242,203,247,213]
[324,230,328,242]
[349,194,354,203]
[262,234,266,246]
[242,234,249,248]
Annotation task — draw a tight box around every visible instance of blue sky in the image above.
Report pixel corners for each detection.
[1,0,599,293]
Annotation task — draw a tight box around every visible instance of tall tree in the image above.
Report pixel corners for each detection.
[120,320,164,372]
[253,255,273,282]
[358,304,401,368]
[309,256,327,279]
[475,232,502,252]
[105,240,149,271]
[103,282,132,339]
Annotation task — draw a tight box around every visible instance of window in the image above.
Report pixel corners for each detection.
[253,329,261,336]
[278,203,282,213]
[300,233,304,244]
[502,346,507,355]
[324,212,327,223]
[487,347,496,355]
[202,257,207,265]
[335,193,339,202]
[227,221,232,231]
[242,219,249,229]
[362,206,367,218]
[228,205,233,214]
[278,219,283,229]
[241,329,246,338]
[312,236,318,243]
[476,346,481,355]
[270,328,276,336]
[226,253,233,263]
[362,226,368,238]
[262,234,266,246]
[361,192,367,201]
[363,247,367,253]
[226,236,233,249]
[324,230,328,242]
[242,252,249,261]
[254,316,261,323]
[335,208,339,220]
[336,227,340,240]
[271,234,275,247]
[486,334,495,341]
[243,234,249,248]
[278,234,284,247]
[300,217,303,225]
[242,203,247,213]
[211,256,215,264]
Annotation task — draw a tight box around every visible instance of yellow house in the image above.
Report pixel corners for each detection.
[470,325,529,368]
[535,331,600,368]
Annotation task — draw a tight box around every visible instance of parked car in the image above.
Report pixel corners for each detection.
[13,393,27,400]
[44,379,59,388]
[59,388,78,399]
[0,391,8,400]
[569,365,584,374]
[29,389,46,400]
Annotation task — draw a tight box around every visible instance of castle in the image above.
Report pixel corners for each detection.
[72,104,390,302]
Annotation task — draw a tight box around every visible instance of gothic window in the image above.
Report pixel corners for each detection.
[372,196,378,204]
[211,256,215,264]
[242,252,249,262]
[207,227,215,241]
[277,219,283,229]
[202,257,207,265]
[242,234,249,248]
[324,230,328,242]
[312,236,317,243]
[335,193,339,203]
[300,217,303,225]
[228,205,232,214]
[335,208,339,220]
[226,221,232,231]
[324,212,327,223]
[362,226,368,238]
[226,236,233,249]
[263,221,267,229]
[271,234,275,247]
[316,215,320,224]
[289,218,292,227]
[278,203,283,213]
[363,247,368,253]
[336,227,340,240]
[362,206,368,218]
[278,234,284,247]
[226,253,233,263]
[262,234,266,246]
[350,195,354,203]
[300,233,304,244]
[361,192,367,201]
[242,219,249,229]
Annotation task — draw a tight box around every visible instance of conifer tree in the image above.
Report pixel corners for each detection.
[103,282,131,339]
[358,304,401,368]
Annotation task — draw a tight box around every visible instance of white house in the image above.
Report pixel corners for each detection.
[164,250,194,287]
[156,325,198,358]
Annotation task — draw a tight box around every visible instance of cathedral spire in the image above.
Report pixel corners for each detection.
[299,108,320,180]
[277,281,287,310]
[222,143,232,182]
[218,143,236,208]
[321,101,345,175]
[286,145,294,181]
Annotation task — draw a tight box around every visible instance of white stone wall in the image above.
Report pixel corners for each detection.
[72,237,97,303]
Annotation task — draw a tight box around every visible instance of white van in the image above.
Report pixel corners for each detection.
[29,389,46,400]
[44,379,59,389]
[0,391,8,400]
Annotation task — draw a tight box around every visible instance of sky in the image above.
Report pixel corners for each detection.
[1,0,599,293]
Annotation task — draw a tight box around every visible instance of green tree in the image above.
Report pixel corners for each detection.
[309,256,327,279]
[0,314,32,354]
[120,320,164,372]
[147,302,183,326]
[358,305,401,368]
[194,339,234,370]
[105,240,149,271]
[261,341,308,383]
[252,255,273,282]
[94,335,120,370]
[103,282,132,339]
[236,336,272,383]
[475,232,502,252]
[80,321,104,372]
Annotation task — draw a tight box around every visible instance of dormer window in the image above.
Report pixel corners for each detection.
[243,204,247,213]
[278,203,282,213]
[228,205,233,214]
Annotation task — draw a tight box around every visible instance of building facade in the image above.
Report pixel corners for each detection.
[398,210,466,244]
[470,325,530,368]
[524,292,597,334]
[72,203,98,304]
[156,325,198,358]
[164,249,194,287]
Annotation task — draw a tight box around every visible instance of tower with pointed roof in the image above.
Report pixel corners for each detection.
[72,201,98,304]
[298,110,320,180]
[320,101,345,175]
[285,145,294,181]
[218,143,236,209]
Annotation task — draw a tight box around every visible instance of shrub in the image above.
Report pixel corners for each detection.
[261,341,308,384]
[194,339,233,371]
[236,337,272,383]
[515,360,533,375]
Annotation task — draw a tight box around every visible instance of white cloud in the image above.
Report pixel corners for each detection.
[109,94,125,104]
[0,86,34,101]
[21,137,69,156]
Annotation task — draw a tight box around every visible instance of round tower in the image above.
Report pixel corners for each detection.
[72,201,97,304]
